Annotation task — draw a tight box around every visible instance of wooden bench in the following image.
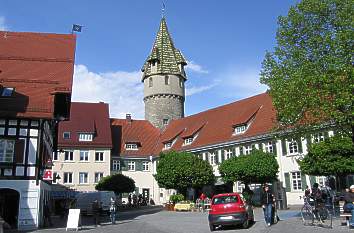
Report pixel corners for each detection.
[339,201,352,227]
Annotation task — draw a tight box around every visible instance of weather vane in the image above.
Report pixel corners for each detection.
[162,1,166,18]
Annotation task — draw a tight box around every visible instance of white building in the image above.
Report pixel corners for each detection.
[0,31,76,230]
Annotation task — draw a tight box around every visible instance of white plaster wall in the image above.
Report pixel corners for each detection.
[0,180,43,230]
[53,148,111,191]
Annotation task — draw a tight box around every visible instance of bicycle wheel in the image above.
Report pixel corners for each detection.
[318,207,332,228]
[301,206,314,225]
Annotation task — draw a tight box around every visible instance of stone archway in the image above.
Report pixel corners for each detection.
[0,188,20,229]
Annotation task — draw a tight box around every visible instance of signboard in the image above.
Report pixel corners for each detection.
[66,209,81,231]
[42,169,53,181]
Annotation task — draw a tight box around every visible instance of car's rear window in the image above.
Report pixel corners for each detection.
[212,195,239,205]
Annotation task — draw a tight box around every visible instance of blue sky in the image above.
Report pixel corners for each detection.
[1,0,298,119]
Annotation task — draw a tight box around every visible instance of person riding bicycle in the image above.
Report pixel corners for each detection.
[310,183,326,221]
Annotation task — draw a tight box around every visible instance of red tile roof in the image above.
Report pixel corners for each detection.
[157,92,277,152]
[58,102,112,148]
[111,118,160,158]
[0,31,76,119]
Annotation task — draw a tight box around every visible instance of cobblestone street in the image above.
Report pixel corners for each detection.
[7,207,351,233]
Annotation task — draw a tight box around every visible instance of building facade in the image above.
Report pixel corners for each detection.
[53,102,112,191]
[141,17,187,130]
[0,31,76,230]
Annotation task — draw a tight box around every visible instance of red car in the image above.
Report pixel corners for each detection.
[208,193,254,231]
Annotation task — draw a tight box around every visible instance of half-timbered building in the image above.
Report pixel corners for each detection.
[0,31,76,230]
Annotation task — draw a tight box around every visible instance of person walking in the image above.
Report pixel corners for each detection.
[261,185,275,227]
[343,185,354,226]
[92,200,101,227]
[199,193,206,212]
[109,197,117,224]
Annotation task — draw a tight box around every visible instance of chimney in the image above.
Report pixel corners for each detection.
[126,114,132,122]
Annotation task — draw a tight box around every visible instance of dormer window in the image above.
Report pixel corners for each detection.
[184,137,194,145]
[164,142,172,149]
[125,143,138,150]
[163,118,169,126]
[79,133,93,142]
[234,124,247,135]
[1,87,14,97]
[63,132,71,139]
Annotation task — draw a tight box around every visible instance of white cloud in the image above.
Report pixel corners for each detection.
[185,61,209,74]
[72,64,145,119]
[217,68,267,98]
[186,82,218,96]
[0,16,8,31]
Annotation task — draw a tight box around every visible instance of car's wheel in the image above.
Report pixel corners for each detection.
[209,223,215,231]
[242,217,249,229]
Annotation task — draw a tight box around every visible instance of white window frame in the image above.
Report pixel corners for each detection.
[112,160,120,171]
[164,142,172,150]
[235,181,245,193]
[317,176,327,188]
[80,150,89,161]
[142,161,149,171]
[94,172,104,183]
[78,133,93,142]
[291,171,302,191]
[79,172,88,184]
[264,141,274,153]
[312,132,325,143]
[95,151,104,162]
[288,140,298,155]
[163,119,169,125]
[125,143,138,150]
[225,149,233,160]
[128,161,136,171]
[64,150,74,161]
[63,172,73,184]
[52,152,59,161]
[0,139,15,163]
[244,145,252,155]
[53,172,58,184]
[209,152,216,165]
[234,125,247,135]
[184,137,193,145]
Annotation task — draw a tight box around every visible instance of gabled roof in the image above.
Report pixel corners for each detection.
[111,118,160,158]
[141,17,187,80]
[0,31,76,119]
[157,92,277,152]
[58,102,112,148]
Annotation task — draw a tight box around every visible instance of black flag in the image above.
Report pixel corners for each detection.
[72,24,82,33]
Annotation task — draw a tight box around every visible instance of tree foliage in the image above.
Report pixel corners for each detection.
[299,135,354,176]
[260,0,354,139]
[219,150,279,185]
[95,173,135,194]
[155,151,215,194]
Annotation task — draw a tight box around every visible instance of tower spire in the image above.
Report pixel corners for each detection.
[142,17,188,129]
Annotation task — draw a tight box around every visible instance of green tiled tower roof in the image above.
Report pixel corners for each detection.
[142,17,187,80]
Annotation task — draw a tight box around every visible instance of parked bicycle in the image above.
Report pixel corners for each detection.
[300,195,332,228]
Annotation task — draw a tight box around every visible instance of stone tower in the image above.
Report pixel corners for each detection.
[142,17,187,129]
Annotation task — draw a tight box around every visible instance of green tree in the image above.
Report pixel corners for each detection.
[299,135,354,177]
[95,173,135,195]
[155,151,215,195]
[219,150,279,187]
[260,0,354,141]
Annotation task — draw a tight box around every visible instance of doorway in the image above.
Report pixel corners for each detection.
[0,188,20,229]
